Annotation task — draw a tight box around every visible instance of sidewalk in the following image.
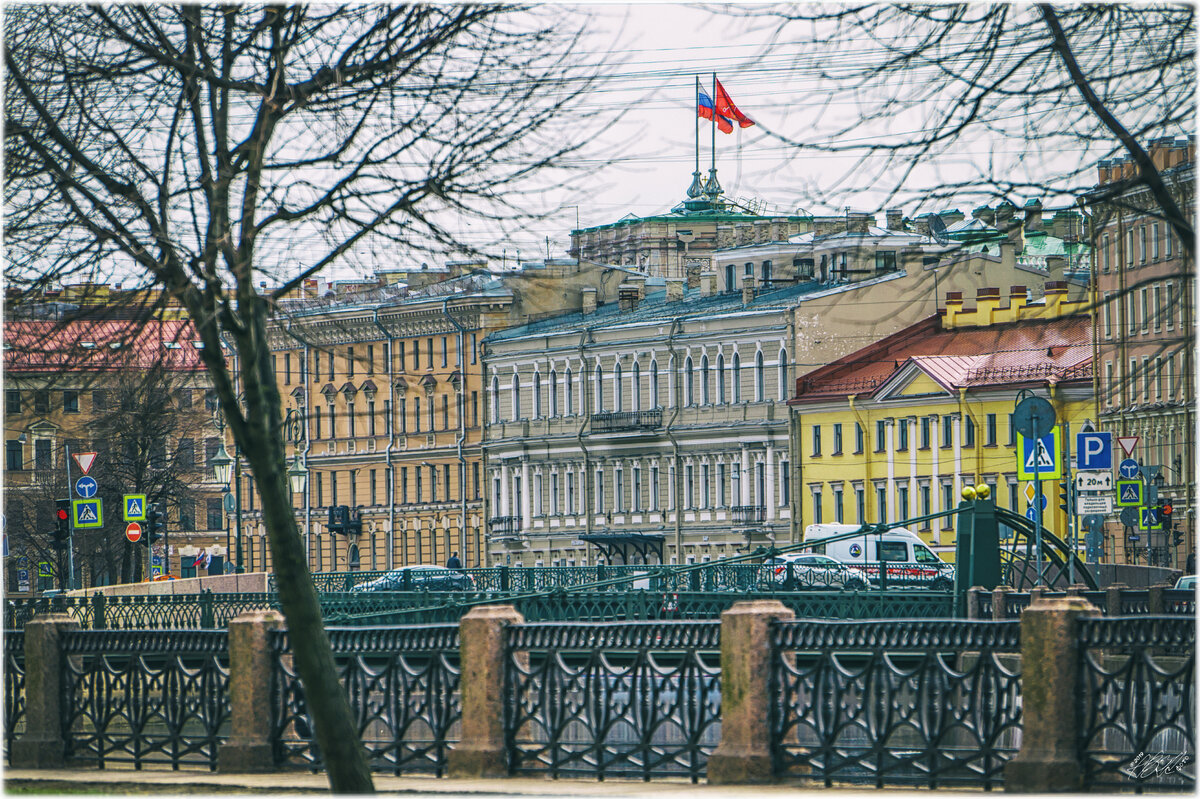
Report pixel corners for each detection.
[4,767,934,796]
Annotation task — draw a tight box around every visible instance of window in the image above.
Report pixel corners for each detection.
[1105,362,1115,406]
[811,487,823,524]
[615,468,625,512]
[1101,233,1110,272]
[5,390,19,415]
[441,396,449,430]
[367,345,375,375]
[754,351,765,401]
[855,486,865,524]
[533,371,542,418]
[426,338,434,369]
[398,341,407,371]
[1102,292,1113,339]
[63,391,79,413]
[941,483,954,528]
[716,463,726,507]
[1166,224,1173,256]
[1168,355,1176,398]
[328,351,334,381]
[920,485,931,520]
[811,425,821,456]
[1142,355,1150,400]
[177,438,195,468]
[942,416,954,448]
[207,498,224,531]
[832,484,843,523]
[1166,283,1175,330]
[1153,222,1160,259]
[315,472,323,505]
[731,354,741,402]
[716,355,726,404]
[397,399,406,434]
[875,420,886,452]
[876,485,887,522]
[441,336,448,368]
[567,471,576,514]
[549,371,558,417]
[593,365,603,411]
[649,361,659,407]
[781,461,790,506]
[855,423,864,454]
[1154,285,1163,331]
[685,357,694,405]
[986,413,997,446]
[898,486,909,519]
[701,356,710,404]
[875,251,896,272]
[370,470,377,505]
[1007,413,1017,446]
[1139,225,1147,263]
[702,463,711,507]
[34,390,49,414]
[1140,288,1149,333]
[650,465,659,510]
[347,347,355,378]
[510,374,520,420]
[550,472,560,515]
[614,364,624,412]
[731,467,740,510]
[594,468,605,513]
[284,353,292,384]
[762,260,772,283]
[566,368,574,414]
[632,466,641,512]
[778,348,788,401]
[471,333,478,364]
[685,464,694,508]
[6,439,22,471]
[920,417,930,449]
[725,263,735,291]
[348,402,357,438]
[833,423,843,455]
[369,401,377,436]
[413,396,421,433]
[898,420,908,451]
[965,416,975,447]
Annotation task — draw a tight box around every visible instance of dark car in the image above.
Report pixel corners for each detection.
[350,565,474,592]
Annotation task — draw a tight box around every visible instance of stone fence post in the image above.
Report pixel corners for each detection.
[1105,582,1127,616]
[11,614,78,768]
[992,585,1013,620]
[707,599,795,784]
[1004,596,1100,792]
[1148,583,1168,614]
[967,586,984,619]
[448,604,524,778]
[219,609,286,772]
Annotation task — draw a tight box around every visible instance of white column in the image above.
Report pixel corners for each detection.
[908,417,918,521]
[929,416,940,544]
[741,446,752,506]
[885,419,896,523]
[765,444,776,520]
[953,414,963,501]
[521,459,531,531]
[500,461,510,517]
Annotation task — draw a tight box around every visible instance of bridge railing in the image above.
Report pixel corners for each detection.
[968,584,1192,620]
[6,601,1193,791]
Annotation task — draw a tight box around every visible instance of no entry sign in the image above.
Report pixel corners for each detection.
[125,522,143,543]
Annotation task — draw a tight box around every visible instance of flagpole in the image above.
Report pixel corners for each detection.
[703,73,721,201]
[687,76,703,199]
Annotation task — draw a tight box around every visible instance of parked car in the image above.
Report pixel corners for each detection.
[350,565,474,592]
[803,524,956,591]
[762,553,869,590]
[1174,575,1196,590]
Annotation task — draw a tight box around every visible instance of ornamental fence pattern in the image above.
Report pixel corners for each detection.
[269,625,461,775]
[1077,616,1194,791]
[971,586,1193,620]
[770,620,1023,789]
[505,621,721,781]
[60,629,231,770]
[4,631,25,762]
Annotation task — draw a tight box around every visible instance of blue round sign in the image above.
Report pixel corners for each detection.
[1118,459,1140,480]
[75,476,98,499]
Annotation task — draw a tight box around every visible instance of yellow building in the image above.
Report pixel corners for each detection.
[789,283,1094,561]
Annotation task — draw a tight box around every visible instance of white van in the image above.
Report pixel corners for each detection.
[802,524,955,591]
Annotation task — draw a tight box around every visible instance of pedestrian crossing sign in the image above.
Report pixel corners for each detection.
[1016,426,1062,480]
[1141,507,1162,531]
[1116,480,1143,507]
[124,495,147,522]
[73,498,103,529]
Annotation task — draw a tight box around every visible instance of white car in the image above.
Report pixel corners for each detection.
[763,553,869,591]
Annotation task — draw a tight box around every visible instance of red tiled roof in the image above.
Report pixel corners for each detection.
[4,319,208,373]
[791,314,1092,402]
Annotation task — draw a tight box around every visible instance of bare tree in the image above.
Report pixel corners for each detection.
[5,5,604,791]
[730,4,1194,246]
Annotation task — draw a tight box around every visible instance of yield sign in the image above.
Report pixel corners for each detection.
[1116,436,1139,458]
[73,452,98,474]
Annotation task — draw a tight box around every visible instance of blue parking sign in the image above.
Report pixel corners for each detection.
[1075,431,1112,471]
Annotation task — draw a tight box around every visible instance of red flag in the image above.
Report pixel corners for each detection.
[714,79,755,128]
[697,88,733,134]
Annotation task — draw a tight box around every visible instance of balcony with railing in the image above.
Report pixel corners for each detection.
[488,516,521,538]
[731,505,766,525]
[590,409,663,433]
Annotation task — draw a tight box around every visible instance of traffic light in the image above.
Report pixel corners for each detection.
[144,503,162,545]
[1058,482,1070,514]
[53,498,71,547]
[1161,502,1174,527]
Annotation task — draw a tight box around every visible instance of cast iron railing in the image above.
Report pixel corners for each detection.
[731,505,766,525]
[1077,616,1194,791]
[4,631,24,762]
[590,409,663,433]
[269,624,462,775]
[60,629,231,770]
[972,588,1194,620]
[505,620,721,781]
[770,619,1023,789]
[488,516,521,537]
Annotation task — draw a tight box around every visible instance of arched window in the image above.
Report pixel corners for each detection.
[650,360,659,407]
[533,370,542,418]
[491,375,499,423]
[755,351,765,401]
[701,355,710,405]
[778,348,788,401]
[594,364,604,411]
[512,373,521,419]
[717,354,726,404]
[614,363,623,412]
[550,369,559,417]
[685,357,694,406]
[732,353,741,403]
[632,362,641,411]
[565,368,574,415]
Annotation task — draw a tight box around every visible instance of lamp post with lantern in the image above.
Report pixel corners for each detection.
[209,412,243,574]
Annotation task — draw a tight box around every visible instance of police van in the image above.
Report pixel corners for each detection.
[802,524,955,591]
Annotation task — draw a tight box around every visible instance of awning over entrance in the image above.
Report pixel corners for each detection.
[579,532,665,565]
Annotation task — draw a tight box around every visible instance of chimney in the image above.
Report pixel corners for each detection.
[1023,199,1043,232]
[1044,281,1067,315]
[943,291,964,327]
[1149,137,1172,171]
[627,275,646,303]
[618,282,641,312]
[701,271,717,297]
[742,275,756,306]
[686,266,700,290]
[1010,285,1028,308]
[447,261,462,279]
[1097,159,1112,184]
[1046,254,1066,283]
[581,286,597,315]
[995,201,1016,230]
[885,208,904,231]
[976,287,1001,323]
[666,278,684,303]
[972,204,996,227]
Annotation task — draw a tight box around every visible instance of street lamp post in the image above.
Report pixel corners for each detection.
[284,408,308,564]
[209,414,239,573]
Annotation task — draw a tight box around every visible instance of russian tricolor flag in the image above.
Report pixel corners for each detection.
[698,88,733,134]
